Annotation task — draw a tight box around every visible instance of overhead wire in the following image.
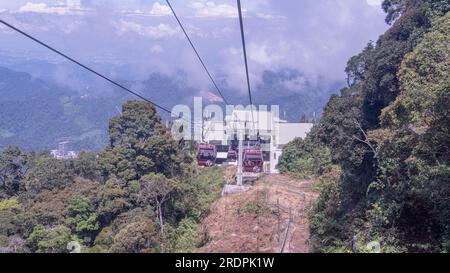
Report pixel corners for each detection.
[236,0,253,106]
[0,19,195,125]
[1,0,259,138]
[236,0,256,130]
[165,0,230,106]
[167,1,259,136]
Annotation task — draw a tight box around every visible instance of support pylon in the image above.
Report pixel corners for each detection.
[237,132,244,186]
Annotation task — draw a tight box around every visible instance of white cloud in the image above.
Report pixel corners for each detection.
[211,26,233,38]
[61,21,85,34]
[122,3,171,18]
[18,2,84,15]
[366,0,383,7]
[256,13,273,19]
[0,24,11,34]
[149,2,171,16]
[248,43,281,67]
[282,77,308,91]
[151,45,163,53]
[2,0,389,94]
[189,1,239,18]
[114,20,180,39]
[129,9,144,14]
[66,0,81,9]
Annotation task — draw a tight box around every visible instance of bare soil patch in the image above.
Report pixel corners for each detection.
[197,172,318,253]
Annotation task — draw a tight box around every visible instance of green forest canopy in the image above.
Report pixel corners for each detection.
[0,100,225,253]
[278,0,449,253]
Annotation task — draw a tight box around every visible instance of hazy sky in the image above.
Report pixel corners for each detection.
[0,0,388,92]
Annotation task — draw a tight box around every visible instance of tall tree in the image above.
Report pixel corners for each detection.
[0,147,28,197]
[138,173,178,251]
[99,100,181,181]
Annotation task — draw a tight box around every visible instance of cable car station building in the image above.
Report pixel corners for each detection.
[201,109,313,174]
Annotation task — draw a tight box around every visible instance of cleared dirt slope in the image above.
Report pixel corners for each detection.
[197,173,318,253]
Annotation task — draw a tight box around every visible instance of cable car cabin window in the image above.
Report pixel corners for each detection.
[198,150,215,160]
[243,140,261,149]
[245,154,263,162]
[216,145,229,152]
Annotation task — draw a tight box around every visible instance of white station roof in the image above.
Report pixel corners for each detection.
[278,123,313,145]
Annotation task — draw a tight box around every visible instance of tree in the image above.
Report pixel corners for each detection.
[66,196,99,242]
[277,127,332,178]
[170,218,199,253]
[110,220,158,253]
[26,225,74,253]
[0,98,223,253]
[24,156,75,193]
[382,12,450,128]
[174,166,225,222]
[382,0,412,24]
[0,198,21,238]
[309,6,450,252]
[73,151,101,181]
[0,235,25,253]
[91,226,114,253]
[99,100,181,181]
[345,43,375,88]
[96,181,131,225]
[138,173,178,250]
[0,147,28,197]
[382,0,450,25]
[372,12,450,251]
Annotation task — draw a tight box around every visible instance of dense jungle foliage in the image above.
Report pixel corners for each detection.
[278,0,449,253]
[0,100,225,253]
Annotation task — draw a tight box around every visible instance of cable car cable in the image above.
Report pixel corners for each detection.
[236,0,256,132]
[236,0,253,107]
[166,0,230,105]
[0,19,195,125]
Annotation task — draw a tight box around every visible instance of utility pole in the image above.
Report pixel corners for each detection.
[237,131,243,186]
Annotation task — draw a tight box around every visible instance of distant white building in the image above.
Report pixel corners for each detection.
[202,109,313,173]
[50,141,78,160]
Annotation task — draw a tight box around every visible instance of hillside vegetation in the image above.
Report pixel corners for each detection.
[0,68,199,152]
[0,100,225,253]
[278,0,449,253]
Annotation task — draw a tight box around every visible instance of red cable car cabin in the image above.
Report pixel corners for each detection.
[227,150,237,162]
[243,149,264,173]
[197,144,217,167]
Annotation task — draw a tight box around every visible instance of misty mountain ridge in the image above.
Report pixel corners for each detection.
[0,64,342,151]
[254,69,343,121]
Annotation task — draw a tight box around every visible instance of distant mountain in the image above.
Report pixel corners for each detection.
[0,67,197,152]
[256,69,344,121]
[225,69,344,122]
[0,66,113,151]
[0,64,343,151]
